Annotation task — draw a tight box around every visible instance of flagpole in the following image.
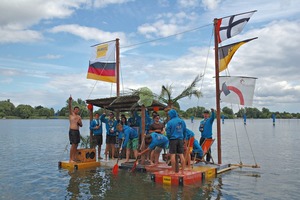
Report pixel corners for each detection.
[214,18,222,164]
[116,38,120,97]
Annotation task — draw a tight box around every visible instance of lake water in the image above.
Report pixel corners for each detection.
[0,119,300,200]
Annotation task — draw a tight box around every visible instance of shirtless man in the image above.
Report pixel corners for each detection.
[68,96,82,162]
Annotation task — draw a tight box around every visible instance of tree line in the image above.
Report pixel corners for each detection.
[1,99,299,119]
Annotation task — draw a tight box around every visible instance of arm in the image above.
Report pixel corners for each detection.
[100,114,107,123]
[68,96,72,115]
[210,108,215,123]
[77,117,82,127]
[122,131,129,149]
[138,148,150,157]
[90,120,96,130]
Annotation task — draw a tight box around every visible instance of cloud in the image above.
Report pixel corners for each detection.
[137,11,198,38]
[0,0,84,28]
[93,0,134,8]
[38,54,63,60]
[177,0,200,8]
[0,0,86,43]
[201,0,220,10]
[49,24,128,45]
[0,27,43,43]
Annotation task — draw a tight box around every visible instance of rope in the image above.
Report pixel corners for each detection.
[232,104,242,164]
[120,24,211,49]
[242,120,258,165]
[193,27,214,133]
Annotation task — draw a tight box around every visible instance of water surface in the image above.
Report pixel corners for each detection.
[0,119,299,199]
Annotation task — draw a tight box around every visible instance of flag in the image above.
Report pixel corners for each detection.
[216,10,256,43]
[87,40,116,83]
[218,37,257,72]
[219,76,257,106]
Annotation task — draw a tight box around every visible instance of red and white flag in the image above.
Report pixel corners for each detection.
[219,76,257,106]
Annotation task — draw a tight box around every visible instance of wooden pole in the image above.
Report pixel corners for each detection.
[116,38,120,97]
[89,106,93,148]
[116,38,120,119]
[214,18,222,164]
[141,105,146,165]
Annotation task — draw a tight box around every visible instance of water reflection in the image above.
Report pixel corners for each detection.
[65,168,111,199]
[63,167,229,200]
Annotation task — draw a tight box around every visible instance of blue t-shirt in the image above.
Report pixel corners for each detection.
[122,125,138,148]
[149,132,169,150]
[101,114,118,136]
[199,111,215,138]
[89,118,103,135]
[166,109,186,140]
[192,140,203,158]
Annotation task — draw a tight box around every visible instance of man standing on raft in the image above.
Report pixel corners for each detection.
[166,109,186,173]
[68,96,82,162]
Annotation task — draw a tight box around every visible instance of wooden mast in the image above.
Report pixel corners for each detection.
[214,18,222,164]
[116,38,120,119]
[116,38,120,97]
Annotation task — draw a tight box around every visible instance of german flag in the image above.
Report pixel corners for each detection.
[218,37,257,72]
[87,62,116,83]
[87,40,116,83]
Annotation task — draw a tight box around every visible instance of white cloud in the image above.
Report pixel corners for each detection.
[201,0,220,10]
[0,0,86,43]
[0,27,43,43]
[93,0,134,8]
[0,0,84,28]
[38,54,63,60]
[177,0,200,8]
[49,24,128,45]
[137,11,198,38]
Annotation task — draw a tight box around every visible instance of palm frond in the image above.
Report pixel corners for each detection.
[159,85,173,104]
[173,74,202,102]
[80,135,90,149]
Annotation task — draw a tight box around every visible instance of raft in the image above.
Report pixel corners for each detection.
[58,160,100,170]
[58,148,100,170]
[151,170,203,186]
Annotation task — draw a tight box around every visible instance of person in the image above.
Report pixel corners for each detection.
[149,114,165,134]
[90,113,104,160]
[117,124,139,162]
[191,140,203,163]
[190,116,194,123]
[185,128,195,168]
[148,114,166,161]
[127,111,140,127]
[68,96,82,163]
[166,109,186,173]
[199,108,215,162]
[138,132,169,165]
[120,114,127,125]
[101,111,118,160]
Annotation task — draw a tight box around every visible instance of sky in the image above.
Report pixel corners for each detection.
[0,0,300,113]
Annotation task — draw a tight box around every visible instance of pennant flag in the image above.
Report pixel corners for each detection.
[87,40,116,83]
[219,76,257,106]
[219,37,257,72]
[216,10,256,43]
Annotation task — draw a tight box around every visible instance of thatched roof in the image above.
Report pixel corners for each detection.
[86,95,166,112]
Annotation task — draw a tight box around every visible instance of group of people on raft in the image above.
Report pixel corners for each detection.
[68,96,215,172]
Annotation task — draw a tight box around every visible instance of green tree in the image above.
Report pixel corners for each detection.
[261,107,271,118]
[185,106,206,118]
[15,104,34,119]
[222,106,234,118]
[64,98,89,118]
[0,99,15,117]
